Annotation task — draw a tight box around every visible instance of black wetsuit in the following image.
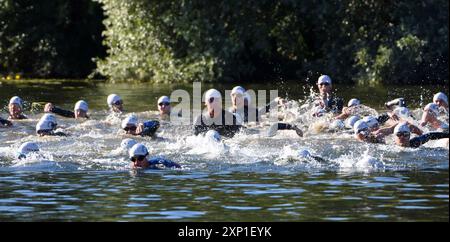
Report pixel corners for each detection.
[194,110,242,138]
[324,95,344,114]
[314,94,344,115]
[37,130,67,136]
[8,114,27,120]
[1,117,13,126]
[140,121,160,136]
[49,106,89,119]
[376,113,390,125]
[409,132,449,148]
[147,157,181,169]
[277,123,300,132]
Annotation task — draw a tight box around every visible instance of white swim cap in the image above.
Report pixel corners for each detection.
[121,114,138,129]
[120,138,137,150]
[353,120,369,134]
[298,149,312,158]
[231,86,245,95]
[394,122,411,134]
[362,116,379,129]
[204,89,222,102]
[317,75,332,85]
[157,96,170,104]
[433,92,448,105]
[18,142,39,157]
[9,96,23,107]
[393,107,411,119]
[205,130,221,142]
[424,103,440,116]
[36,114,57,132]
[129,143,149,158]
[345,116,360,129]
[74,100,88,112]
[107,94,122,107]
[347,98,360,107]
[330,119,345,130]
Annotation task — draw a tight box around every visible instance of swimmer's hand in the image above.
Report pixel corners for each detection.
[44,103,54,112]
[267,123,278,137]
[293,125,303,137]
[135,123,145,135]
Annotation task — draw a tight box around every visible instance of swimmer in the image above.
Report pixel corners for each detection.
[194,89,242,138]
[433,92,448,113]
[353,120,384,143]
[128,143,181,169]
[385,97,407,110]
[156,95,182,120]
[107,94,124,113]
[121,114,160,137]
[298,149,327,163]
[36,114,67,136]
[392,122,449,148]
[229,86,286,124]
[8,96,27,120]
[44,100,89,119]
[17,142,39,159]
[312,75,344,117]
[335,98,361,120]
[157,96,171,117]
[362,116,380,132]
[420,103,449,132]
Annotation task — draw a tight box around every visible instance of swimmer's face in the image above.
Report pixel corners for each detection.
[355,129,370,142]
[75,109,87,119]
[318,82,332,95]
[8,103,22,116]
[231,93,245,108]
[206,97,222,113]
[124,125,137,135]
[112,100,123,112]
[131,156,148,169]
[434,99,447,108]
[394,132,410,147]
[158,102,171,115]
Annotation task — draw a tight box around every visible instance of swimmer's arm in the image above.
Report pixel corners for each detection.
[374,123,397,136]
[140,120,160,136]
[149,157,181,168]
[409,132,449,148]
[334,109,350,120]
[49,106,75,118]
[377,113,390,125]
[0,117,13,126]
[311,155,327,163]
[332,97,344,114]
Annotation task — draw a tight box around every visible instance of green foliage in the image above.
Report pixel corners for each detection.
[0,0,105,78]
[1,0,448,84]
[95,0,448,84]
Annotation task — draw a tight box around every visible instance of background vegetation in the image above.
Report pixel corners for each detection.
[1,0,448,85]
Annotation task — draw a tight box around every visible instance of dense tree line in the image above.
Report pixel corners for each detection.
[0,0,105,78]
[1,0,448,85]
